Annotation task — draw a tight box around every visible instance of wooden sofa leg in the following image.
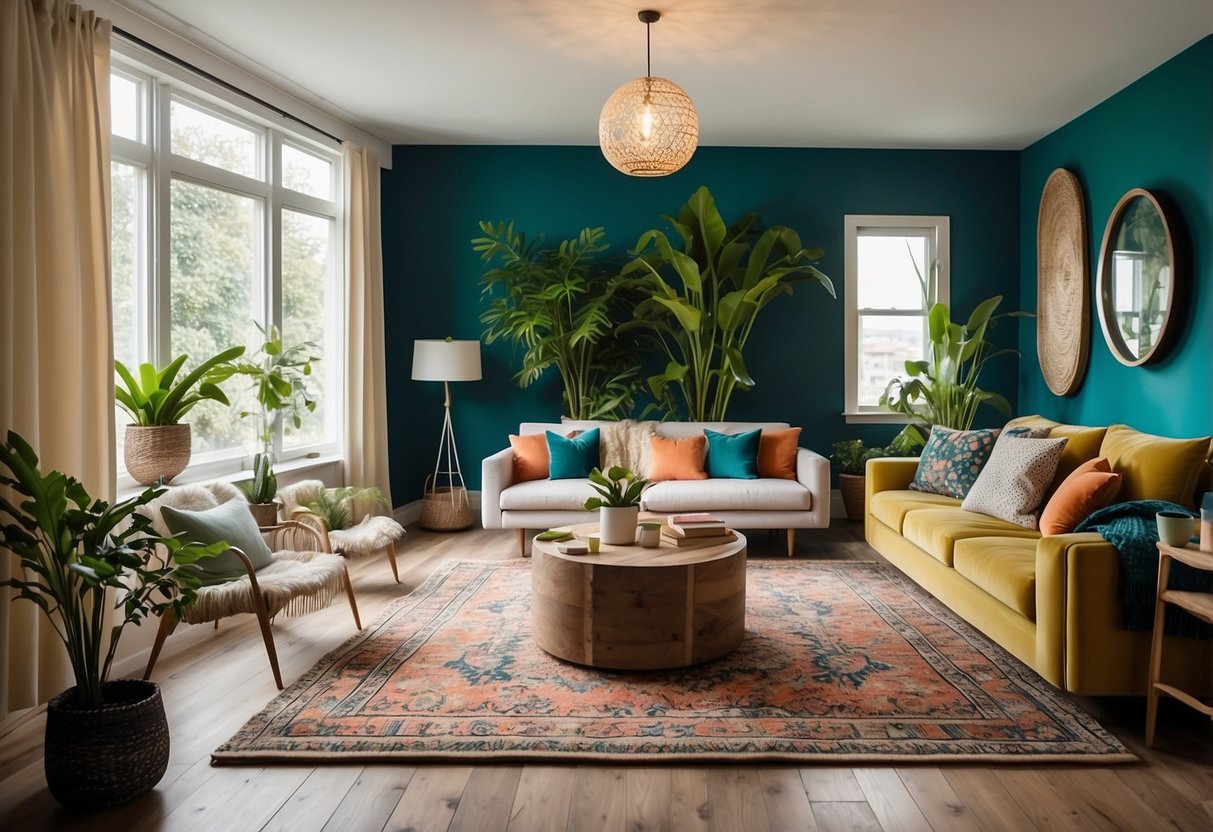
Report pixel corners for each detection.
[517,528,528,558]
[786,529,795,558]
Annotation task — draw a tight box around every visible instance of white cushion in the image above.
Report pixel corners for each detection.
[641,479,812,512]
[499,479,598,511]
[961,434,1068,529]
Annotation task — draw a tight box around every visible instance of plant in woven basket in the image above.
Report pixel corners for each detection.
[830,440,895,522]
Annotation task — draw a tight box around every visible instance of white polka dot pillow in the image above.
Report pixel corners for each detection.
[961,433,1069,529]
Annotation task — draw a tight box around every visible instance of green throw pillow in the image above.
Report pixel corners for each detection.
[909,425,1000,499]
[546,428,600,479]
[704,429,761,479]
[161,499,274,586]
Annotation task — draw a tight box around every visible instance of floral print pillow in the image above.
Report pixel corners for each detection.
[909,425,1000,499]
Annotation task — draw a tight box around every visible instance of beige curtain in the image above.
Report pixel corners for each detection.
[0,0,114,716]
[342,144,392,503]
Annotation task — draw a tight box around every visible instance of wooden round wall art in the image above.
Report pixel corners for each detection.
[1036,168,1090,396]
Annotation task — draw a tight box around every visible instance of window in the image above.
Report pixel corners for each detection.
[110,56,343,485]
[843,216,950,422]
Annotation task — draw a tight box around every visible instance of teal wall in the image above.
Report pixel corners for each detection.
[1018,36,1213,438]
[381,146,1020,503]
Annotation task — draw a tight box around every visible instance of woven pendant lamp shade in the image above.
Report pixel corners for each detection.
[599,75,699,176]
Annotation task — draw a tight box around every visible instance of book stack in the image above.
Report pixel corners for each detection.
[662,513,737,548]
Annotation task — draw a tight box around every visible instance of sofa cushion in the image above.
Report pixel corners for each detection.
[648,435,708,481]
[910,426,999,499]
[757,427,801,479]
[961,433,1068,529]
[547,429,600,479]
[599,419,657,474]
[869,490,961,533]
[1005,415,1108,491]
[1039,457,1122,536]
[641,479,812,512]
[953,537,1038,620]
[1101,424,1211,507]
[902,507,1041,567]
[705,428,760,479]
[499,479,598,511]
[509,433,551,483]
[161,499,273,586]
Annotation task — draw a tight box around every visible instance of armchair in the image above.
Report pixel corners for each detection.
[278,480,405,582]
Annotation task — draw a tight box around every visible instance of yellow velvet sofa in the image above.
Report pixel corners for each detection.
[864,416,1213,696]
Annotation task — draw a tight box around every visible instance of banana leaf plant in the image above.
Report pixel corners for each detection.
[114,346,245,426]
[475,222,640,420]
[880,295,1014,453]
[0,431,224,708]
[621,186,834,421]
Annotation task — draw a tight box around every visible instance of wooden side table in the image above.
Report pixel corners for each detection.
[1145,542,1213,746]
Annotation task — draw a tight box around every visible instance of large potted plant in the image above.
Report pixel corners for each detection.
[880,296,1015,452]
[0,432,224,809]
[475,222,641,420]
[622,186,835,420]
[583,465,648,545]
[115,346,245,485]
[830,440,893,522]
[217,324,319,523]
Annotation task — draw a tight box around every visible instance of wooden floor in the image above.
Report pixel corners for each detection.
[2,523,1212,831]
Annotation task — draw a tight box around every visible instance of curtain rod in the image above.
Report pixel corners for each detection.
[113,26,343,145]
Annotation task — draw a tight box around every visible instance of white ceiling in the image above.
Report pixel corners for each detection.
[119,0,1213,150]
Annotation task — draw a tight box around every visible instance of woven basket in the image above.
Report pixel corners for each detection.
[124,424,191,485]
[838,473,867,522]
[44,679,170,809]
[248,501,279,527]
[421,475,474,531]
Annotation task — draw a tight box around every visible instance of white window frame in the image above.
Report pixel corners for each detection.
[111,47,345,491]
[843,215,950,424]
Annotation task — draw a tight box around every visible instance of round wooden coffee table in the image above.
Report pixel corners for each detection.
[530,523,747,670]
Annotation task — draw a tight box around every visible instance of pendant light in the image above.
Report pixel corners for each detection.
[599,10,698,177]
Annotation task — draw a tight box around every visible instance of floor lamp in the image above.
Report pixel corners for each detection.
[411,338,482,530]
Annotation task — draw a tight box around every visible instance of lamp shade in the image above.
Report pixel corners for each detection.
[599,75,698,177]
[411,339,482,382]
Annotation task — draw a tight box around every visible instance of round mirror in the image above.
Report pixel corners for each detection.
[1095,189,1176,366]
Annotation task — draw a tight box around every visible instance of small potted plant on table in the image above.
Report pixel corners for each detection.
[0,432,223,809]
[583,466,649,545]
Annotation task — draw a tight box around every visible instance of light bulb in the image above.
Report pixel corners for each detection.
[640,103,654,141]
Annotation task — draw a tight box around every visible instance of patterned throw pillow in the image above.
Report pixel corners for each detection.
[909,426,1000,499]
[961,433,1069,529]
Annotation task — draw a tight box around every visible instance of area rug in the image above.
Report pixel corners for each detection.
[212,559,1133,764]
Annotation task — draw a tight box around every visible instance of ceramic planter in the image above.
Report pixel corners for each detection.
[599,505,639,545]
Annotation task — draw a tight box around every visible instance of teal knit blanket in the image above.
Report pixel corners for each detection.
[1075,500,1211,638]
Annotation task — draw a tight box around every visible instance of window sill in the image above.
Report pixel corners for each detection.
[117,453,344,501]
[842,411,912,425]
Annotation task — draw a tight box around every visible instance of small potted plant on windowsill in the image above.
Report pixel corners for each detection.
[114,346,245,485]
[583,466,649,545]
[0,431,224,809]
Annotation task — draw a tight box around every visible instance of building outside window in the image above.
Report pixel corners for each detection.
[843,215,950,423]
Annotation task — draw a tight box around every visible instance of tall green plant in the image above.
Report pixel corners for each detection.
[114,346,245,426]
[880,296,1014,452]
[0,432,224,707]
[475,222,639,420]
[622,186,834,420]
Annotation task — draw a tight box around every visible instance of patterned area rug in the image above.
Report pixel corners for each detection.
[213,560,1133,764]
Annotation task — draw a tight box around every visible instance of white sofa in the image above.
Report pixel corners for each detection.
[481,421,830,556]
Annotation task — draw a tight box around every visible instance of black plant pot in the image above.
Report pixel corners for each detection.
[44,679,170,809]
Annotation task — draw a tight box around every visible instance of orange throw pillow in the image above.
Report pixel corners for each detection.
[1039,457,1122,536]
[757,427,801,479]
[648,435,708,481]
[509,434,550,482]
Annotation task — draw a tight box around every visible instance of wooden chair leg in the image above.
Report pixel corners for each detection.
[786,529,795,558]
[342,566,363,630]
[143,609,178,681]
[385,540,400,583]
[517,528,528,558]
[250,594,284,690]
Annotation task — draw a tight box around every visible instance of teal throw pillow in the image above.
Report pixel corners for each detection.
[161,499,275,586]
[909,425,1000,499]
[547,428,600,479]
[704,429,761,479]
